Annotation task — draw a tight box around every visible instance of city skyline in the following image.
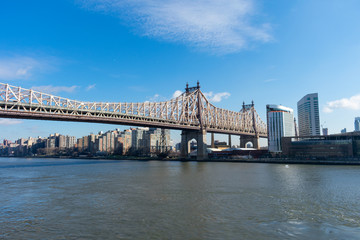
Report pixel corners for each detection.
[0,127,172,157]
[1,0,360,142]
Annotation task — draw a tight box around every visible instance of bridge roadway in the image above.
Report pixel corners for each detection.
[0,82,267,159]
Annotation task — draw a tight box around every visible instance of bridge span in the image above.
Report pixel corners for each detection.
[0,82,267,159]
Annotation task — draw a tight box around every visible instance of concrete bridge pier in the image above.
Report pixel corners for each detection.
[211,132,215,148]
[181,129,208,160]
[240,134,260,149]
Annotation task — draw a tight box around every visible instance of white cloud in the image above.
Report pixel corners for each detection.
[0,56,45,80]
[31,85,79,94]
[147,93,168,102]
[264,78,277,83]
[0,56,56,81]
[145,90,229,103]
[80,0,272,53]
[172,90,183,98]
[86,84,96,91]
[0,119,23,125]
[203,91,230,102]
[323,94,360,113]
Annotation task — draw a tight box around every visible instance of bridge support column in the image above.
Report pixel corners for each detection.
[228,134,232,148]
[181,130,208,160]
[211,133,215,148]
[240,134,260,149]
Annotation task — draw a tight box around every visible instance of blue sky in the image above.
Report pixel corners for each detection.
[1,0,360,144]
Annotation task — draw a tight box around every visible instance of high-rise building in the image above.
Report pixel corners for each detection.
[116,129,132,154]
[266,105,295,152]
[322,128,328,136]
[355,117,360,132]
[297,93,320,136]
[144,128,171,153]
[131,127,148,151]
[341,128,347,134]
[59,135,76,149]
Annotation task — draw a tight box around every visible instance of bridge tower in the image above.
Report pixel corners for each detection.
[240,101,260,149]
[180,82,208,160]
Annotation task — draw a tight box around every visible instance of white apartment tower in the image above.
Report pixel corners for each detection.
[266,105,295,152]
[297,93,320,136]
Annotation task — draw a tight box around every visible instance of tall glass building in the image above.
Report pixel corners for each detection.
[266,105,295,152]
[297,93,320,136]
[355,117,360,132]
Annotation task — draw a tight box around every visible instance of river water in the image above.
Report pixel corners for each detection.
[0,158,359,239]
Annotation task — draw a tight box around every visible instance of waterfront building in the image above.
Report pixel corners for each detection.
[89,134,96,153]
[297,93,320,136]
[59,136,66,148]
[130,127,171,154]
[146,128,171,153]
[46,137,57,149]
[341,128,347,134]
[355,117,360,132]
[59,135,76,149]
[131,127,148,153]
[122,129,132,154]
[93,131,114,154]
[96,137,103,152]
[3,139,11,147]
[26,137,36,147]
[282,132,360,158]
[77,135,90,152]
[115,129,132,155]
[47,133,75,150]
[266,104,295,152]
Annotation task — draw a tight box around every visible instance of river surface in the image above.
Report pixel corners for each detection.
[1,158,360,239]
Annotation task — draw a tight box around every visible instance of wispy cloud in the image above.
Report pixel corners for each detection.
[128,85,148,92]
[110,73,138,79]
[323,94,360,113]
[146,93,169,102]
[79,0,272,54]
[86,84,96,91]
[31,85,79,94]
[144,90,229,103]
[204,91,230,102]
[0,56,49,80]
[0,119,23,125]
[172,90,183,98]
[264,78,277,83]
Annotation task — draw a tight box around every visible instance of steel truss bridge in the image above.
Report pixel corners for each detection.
[0,82,267,159]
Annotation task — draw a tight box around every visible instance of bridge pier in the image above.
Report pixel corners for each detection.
[240,134,260,149]
[181,129,208,160]
[211,133,215,148]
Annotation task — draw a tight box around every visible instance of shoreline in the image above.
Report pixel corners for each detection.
[2,156,360,165]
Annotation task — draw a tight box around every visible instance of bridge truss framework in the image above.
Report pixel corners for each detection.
[0,82,267,159]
